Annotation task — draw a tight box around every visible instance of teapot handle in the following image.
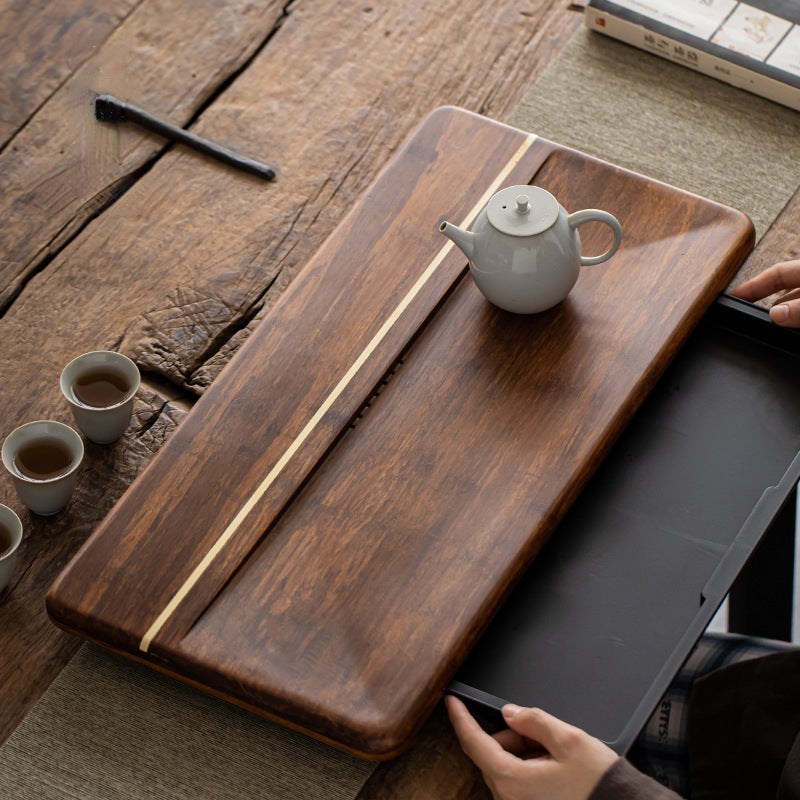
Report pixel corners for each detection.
[567,210,622,266]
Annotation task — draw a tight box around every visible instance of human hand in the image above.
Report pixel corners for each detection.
[445,695,618,800]
[730,260,800,326]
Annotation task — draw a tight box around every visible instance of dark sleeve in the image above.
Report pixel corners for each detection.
[688,650,800,800]
[777,732,800,800]
[589,758,684,800]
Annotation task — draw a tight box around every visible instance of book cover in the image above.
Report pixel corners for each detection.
[585,0,800,111]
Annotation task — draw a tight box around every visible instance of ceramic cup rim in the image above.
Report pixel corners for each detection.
[1,420,84,484]
[0,503,23,561]
[60,350,140,412]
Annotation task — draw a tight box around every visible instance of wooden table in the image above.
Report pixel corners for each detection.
[1,0,799,795]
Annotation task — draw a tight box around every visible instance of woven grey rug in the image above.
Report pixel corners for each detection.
[510,27,800,241]
[0,644,373,799]
[4,24,800,800]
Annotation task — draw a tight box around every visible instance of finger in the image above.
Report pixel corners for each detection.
[493,727,528,754]
[779,288,800,304]
[501,705,583,762]
[493,728,548,758]
[731,261,800,302]
[494,723,551,754]
[768,298,800,327]
[446,696,516,772]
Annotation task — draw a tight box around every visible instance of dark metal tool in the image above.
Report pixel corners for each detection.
[94,94,276,181]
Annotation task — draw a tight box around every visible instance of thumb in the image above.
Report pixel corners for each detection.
[769,300,800,327]
[501,705,578,761]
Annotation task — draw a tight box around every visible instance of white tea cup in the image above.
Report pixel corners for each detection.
[1,421,84,515]
[60,351,140,443]
[0,504,23,594]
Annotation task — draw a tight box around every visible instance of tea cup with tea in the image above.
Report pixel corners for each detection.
[1,421,84,515]
[60,351,140,444]
[0,504,23,594]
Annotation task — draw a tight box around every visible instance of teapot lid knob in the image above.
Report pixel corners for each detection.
[486,185,559,237]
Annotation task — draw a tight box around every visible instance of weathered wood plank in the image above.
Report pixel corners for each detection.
[356,704,491,800]
[0,0,283,735]
[0,0,137,148]
[731,184,800,289]
[0,0,286,312]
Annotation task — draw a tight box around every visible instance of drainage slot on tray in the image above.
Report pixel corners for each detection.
[348,357,405,430]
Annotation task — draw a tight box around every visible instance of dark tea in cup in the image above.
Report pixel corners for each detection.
[61,351,140,443]
[72,368,130,408]
[2,421,83,515]
[14,437,74,480]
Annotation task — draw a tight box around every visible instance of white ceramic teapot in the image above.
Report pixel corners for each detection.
[439,185,622,314]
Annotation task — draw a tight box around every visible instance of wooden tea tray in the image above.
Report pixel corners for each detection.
[47,107,754,759]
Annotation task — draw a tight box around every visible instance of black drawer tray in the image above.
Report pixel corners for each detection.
[451,295,800,753]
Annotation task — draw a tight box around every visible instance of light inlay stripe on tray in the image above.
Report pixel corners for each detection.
[139,133,538,653]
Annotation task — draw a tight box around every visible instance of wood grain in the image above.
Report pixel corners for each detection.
[47,107,754,759]
[0,0,136,148]
[357,704,492,800]
[730,184,800,294]
[0,0,286,312]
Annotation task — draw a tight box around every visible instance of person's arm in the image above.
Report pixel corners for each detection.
[446,696,682,800]
[730,260,800,326]
[589,759,684,800]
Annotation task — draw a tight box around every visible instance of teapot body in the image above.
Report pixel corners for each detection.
[439,186,622,314]
[468,205,581,315]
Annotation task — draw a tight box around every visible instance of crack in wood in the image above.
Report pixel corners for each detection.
[118,271,276,395]
[180,0,299,133]
[0,0,296,321]
[0,164,152,317]
[0,0,146,156]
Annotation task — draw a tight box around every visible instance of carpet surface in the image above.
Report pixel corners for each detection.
[0,644,374,799]
[510,27,800,241]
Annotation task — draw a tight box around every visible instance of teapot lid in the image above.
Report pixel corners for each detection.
[486,185,559,237]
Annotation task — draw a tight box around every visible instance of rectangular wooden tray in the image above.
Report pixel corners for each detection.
[47,106,754,759]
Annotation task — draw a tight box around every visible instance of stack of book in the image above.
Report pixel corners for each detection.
[585,1,800,111]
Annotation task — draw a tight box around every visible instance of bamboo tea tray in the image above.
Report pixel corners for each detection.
[47,107,754,759]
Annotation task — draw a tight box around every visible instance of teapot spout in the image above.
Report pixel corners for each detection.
[438,220,475,261]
